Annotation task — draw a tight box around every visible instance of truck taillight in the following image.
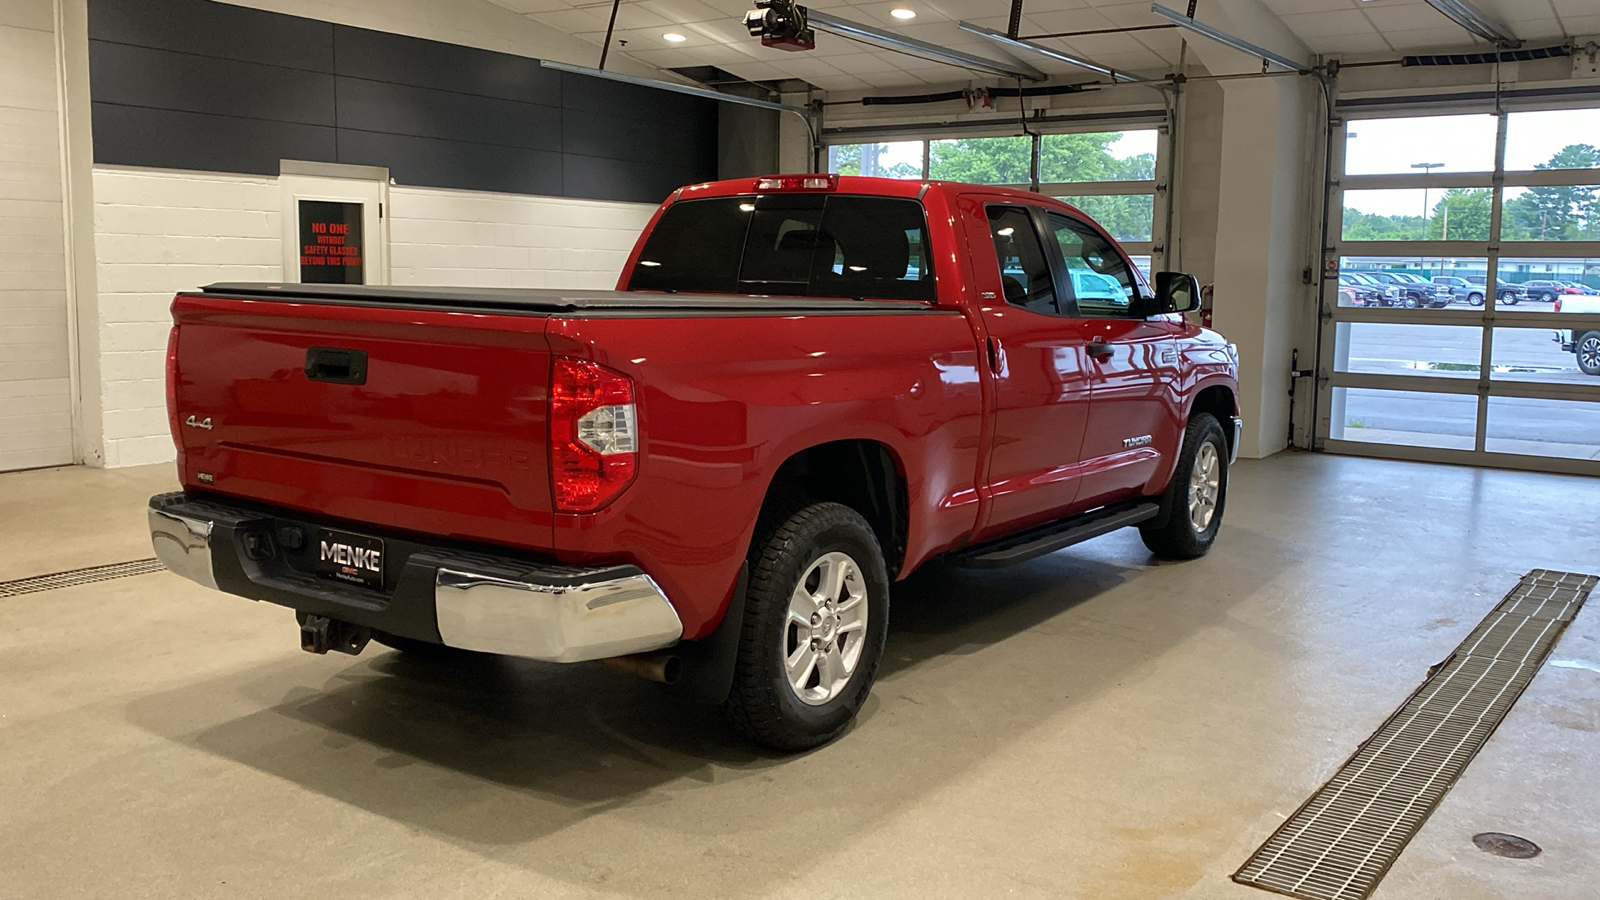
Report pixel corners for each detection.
[1555,298,1562,312]
[550,358,638,512]
[165,325,184,469]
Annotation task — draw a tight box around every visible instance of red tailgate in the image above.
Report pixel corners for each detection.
[170,293,557,551]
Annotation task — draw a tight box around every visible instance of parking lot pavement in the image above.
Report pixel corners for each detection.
[1339,317,1593,387]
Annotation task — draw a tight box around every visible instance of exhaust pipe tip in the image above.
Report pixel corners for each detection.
[598,651,682,685]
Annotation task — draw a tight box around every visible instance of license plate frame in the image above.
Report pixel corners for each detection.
[311,528,385,590]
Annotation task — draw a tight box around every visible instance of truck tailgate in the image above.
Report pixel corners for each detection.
[170,292,556,551]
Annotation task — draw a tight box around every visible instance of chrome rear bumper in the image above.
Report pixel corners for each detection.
[148,494,681,663]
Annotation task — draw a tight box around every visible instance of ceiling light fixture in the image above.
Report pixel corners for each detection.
[890,7,916,20]
[1149,3,1310,73]
[958,21,1142,82]
[805,9,1043,80]
[1422,0,1519,46]
[663,31,687,43]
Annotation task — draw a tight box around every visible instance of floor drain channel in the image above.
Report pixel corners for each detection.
[1233,569,1598,900]
[0,558,167,598]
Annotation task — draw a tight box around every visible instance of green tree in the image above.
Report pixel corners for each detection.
[1342,210,1424,241]
[926,132,1157,241]
[1501,144,1598,241]
[1425,188,1491,240]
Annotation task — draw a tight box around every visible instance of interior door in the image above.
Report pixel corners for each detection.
[1045,211,1181,508]
[960,197,1094,541]
[279,171,388,285]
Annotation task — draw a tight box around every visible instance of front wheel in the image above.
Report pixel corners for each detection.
[1502,292,1520,306]
[1402,295,1419,309]
[1468,292,1484,306]
[1141,414,1228,560]
[724,502,890,751]
[1577,332,1600,377]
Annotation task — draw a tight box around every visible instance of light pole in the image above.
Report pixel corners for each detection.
[1412,162,1444,276]
[1412,161,1443,237]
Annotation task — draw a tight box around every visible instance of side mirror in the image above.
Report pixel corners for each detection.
[1154,271,1201,314]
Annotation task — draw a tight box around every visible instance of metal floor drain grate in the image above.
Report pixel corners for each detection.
[1234,569,1598,900]
[0,558,167,598]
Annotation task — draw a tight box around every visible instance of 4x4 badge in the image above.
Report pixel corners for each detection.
[185,415,214,430]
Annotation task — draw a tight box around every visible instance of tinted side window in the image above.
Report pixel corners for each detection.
[1047,212,1137,318]
[986,205,1057,315]
[627,195,935,301]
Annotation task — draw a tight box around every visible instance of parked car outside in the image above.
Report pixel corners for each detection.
[1366,272,1449,308]
[1432,275,1482,306]
[1560,281,1598,296]
[1463,275,1529,306]
[1553,293,1600,376]
[1342,272,1397,306]
[1338,273,1385,307]
[1521,280,1579,303]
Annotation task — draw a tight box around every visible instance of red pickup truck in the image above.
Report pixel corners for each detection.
[149,174,1240,749]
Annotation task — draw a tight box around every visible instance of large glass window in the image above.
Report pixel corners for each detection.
[1343,114,1498,176]
[1504,110,1600,173]
[1324,104,1600,475]
[628,194,935,301]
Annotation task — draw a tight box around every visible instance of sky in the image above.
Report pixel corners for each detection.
[1344,108,1600,217]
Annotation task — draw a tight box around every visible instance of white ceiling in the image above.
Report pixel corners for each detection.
[483,0,1598,91]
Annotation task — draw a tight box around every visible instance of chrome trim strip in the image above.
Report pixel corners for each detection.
[149,507,218,590]
[435,568,683,663]
[1229,416,1244,466]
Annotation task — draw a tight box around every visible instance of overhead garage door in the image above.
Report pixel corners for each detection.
[1317,101,1600,476]
[0,4,74,472]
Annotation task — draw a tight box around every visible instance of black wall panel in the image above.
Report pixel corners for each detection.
[88,0,716,203]
[92,104,337,175]
[332,26,562,104]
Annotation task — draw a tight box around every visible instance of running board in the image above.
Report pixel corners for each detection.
[954,502,1160,569]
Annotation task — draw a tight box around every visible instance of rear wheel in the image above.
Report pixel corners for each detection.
[724,502,889,751]
[1141,414,1228,560]
[1577,332,1600,377]
[1541,292,1556,303]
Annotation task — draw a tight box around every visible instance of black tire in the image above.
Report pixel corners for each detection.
[1402,294,1419,309]
[1502,292,1519,306]
[1577,332,1600,377]
[724,502,890,751]
[1468,292,1484,307]
[1140,413,1228,560]
[1541,292,1556,303]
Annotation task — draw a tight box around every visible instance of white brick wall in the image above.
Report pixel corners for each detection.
[92,167,281,468]
[389,185,654,290]
[0,0,74,472]
[92,168,659,467]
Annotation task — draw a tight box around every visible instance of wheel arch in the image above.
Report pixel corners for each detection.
[757,439,910,578]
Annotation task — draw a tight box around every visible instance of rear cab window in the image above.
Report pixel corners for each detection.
[627,194,935,302]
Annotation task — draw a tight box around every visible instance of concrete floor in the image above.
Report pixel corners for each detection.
[2,453,1598,899]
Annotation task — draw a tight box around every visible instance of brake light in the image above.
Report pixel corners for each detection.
[550,358,639,512]
[1555,298,1562,313]
[165,324,184,470]
[754,174,837,191]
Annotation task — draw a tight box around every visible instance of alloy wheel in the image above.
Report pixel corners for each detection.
[782,551,869,706]
[1188,442,1221,532]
